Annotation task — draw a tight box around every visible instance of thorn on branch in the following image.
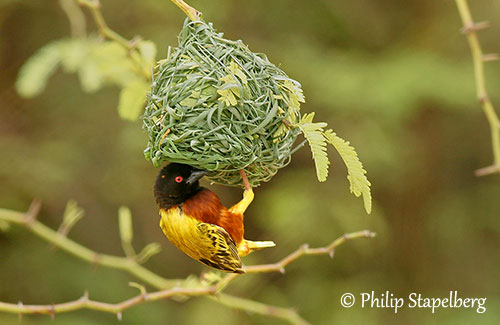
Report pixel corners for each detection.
[363,230,376,238]
[474,164,500,176]
[25,199,42,224]
[128,282,147,298]
[207,285,218,295]
[482,53,499,62]
[461,21,490,34]
[18,301,23,321]
[91,253,102,270]
[0,205,373,324]
[478,94,490,104]
[82,290,89,303]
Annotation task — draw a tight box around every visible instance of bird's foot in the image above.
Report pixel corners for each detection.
[238,239,276,256]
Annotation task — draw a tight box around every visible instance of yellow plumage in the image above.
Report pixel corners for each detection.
[159,207,244,273]
[154,163,276,273]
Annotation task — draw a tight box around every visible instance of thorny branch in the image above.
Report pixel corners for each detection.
[455,0,500,176]
[0,200,374,324]
[244,230,375,274]
[0,1,375,323]
[0,285,215,320]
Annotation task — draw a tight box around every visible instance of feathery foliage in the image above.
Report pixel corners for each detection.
[15,38,155,121]
[297,114,372,213]
[15,18,372,213]
[296,113,329,182]
[324,130,372,214]
[16,41,63,97]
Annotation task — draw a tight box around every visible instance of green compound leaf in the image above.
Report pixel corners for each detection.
[323,129,372,214]
[297,113,330,182]
[281,79,305,111]
[59,39,88,72]
[137,40,157,68]
[87,41,138,88]
[77,57,105,93]
[118,80,149,121]
[16,40,63,97]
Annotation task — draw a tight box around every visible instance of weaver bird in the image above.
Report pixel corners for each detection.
[154,163,275,273]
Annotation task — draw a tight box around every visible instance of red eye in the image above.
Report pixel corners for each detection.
[175,176,183,183]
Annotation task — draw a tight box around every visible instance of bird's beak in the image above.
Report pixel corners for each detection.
[186,169,208,185]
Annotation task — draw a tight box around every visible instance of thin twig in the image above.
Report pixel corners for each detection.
[0,202,177,289]
[455,0,500,176]
[475,164,500,176]
[6,0,373,322]
[0,284,309,325]
[0,203,374,324]
[76,0,130,48]
[170,0,199,21]
[213,230,375,294]
[243,230,376,273]
[0,286,215,316]
[211,294,310,325]
[59,0,87,38]
[75,0,149,78]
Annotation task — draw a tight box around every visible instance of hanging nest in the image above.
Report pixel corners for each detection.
[143,19,305,187]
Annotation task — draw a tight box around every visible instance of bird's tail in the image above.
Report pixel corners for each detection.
[238,239,276,256]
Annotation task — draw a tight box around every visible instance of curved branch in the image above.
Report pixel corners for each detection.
[212,294,310,325]
[0,201,374,324]
[455,0,500,176]
[244,230,376,273]
[76,0,130,48]
[0,284,309,325]
[0,286,215,317]
[211,230,375,294]
[75,0,149,78]
[0,200,177,289]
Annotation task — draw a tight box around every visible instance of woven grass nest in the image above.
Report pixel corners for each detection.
[143,19,305,187]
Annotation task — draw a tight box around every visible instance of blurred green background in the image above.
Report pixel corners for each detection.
[1,0,499,324]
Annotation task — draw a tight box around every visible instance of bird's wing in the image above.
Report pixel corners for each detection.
[196,222,244,273]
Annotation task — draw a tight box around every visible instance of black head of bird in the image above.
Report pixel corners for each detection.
[154,163,208,208]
